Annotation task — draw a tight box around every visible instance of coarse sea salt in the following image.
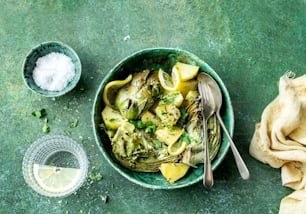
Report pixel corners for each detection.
[33,52,75,92]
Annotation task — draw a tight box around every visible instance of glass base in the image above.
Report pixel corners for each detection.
[22,134,88,197]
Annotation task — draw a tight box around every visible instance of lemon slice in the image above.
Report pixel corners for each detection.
[172,62,199,81]
[159,68,198,97]
[33,164,82,193]
[103,74,132,107]
[158,69,178,91]
[167,140,187,156]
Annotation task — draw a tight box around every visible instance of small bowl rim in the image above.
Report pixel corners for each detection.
[92,47,234,189]
[22,41,82,97]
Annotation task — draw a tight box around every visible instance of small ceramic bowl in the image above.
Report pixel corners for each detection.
[22,41,81,97]
[92,48,234,189]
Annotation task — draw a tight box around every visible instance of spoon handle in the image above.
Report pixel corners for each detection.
[216,113,250,180]
[203,118,214,188]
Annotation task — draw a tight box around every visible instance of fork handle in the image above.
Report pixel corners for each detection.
[203,118,214,188]
[216,113,250,180]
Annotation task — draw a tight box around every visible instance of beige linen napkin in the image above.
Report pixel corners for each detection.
[249,73,306,214]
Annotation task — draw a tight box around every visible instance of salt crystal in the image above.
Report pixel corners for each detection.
[33,52,75,92]
[123,35,130,41]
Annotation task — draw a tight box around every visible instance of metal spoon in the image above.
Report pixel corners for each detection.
[198,73,215,188]
[199,72,250,180]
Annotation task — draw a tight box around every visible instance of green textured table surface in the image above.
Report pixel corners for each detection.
[1,1,305,213]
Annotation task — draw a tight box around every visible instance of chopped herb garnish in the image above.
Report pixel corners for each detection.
[132,105,138,113]
[180,107,189,120]
[181,132,191,144]
[152,84,160,97]
[155,141,162,149]
[177,107,189,127]
[129,120,145,129]
[144,121,157,133]
[159,93,179,104]
[129,120,157,133]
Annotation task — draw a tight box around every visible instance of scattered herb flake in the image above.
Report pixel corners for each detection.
[64,130,72,136]
[43,118,50,133]
[64,103,70,109]
[88,171,103,182]
[70,119,78,128]
[32,109,46,118]
[101,195,109,204]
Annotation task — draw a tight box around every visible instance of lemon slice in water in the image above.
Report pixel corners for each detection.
[33,164,82,193]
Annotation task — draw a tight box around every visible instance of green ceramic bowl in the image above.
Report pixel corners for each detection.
[22,41,81,97]
[92,48,234,189]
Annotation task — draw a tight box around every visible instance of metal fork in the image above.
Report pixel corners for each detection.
[198,73,215,188]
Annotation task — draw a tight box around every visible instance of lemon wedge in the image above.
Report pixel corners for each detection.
[158,67,198,97]
[167,140,187,156]
[33,164,82,193]
[172,62,199,81]
[103,74,132,107]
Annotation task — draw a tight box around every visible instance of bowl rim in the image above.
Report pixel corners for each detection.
[22,41,82,97]
[92,47,234,189]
